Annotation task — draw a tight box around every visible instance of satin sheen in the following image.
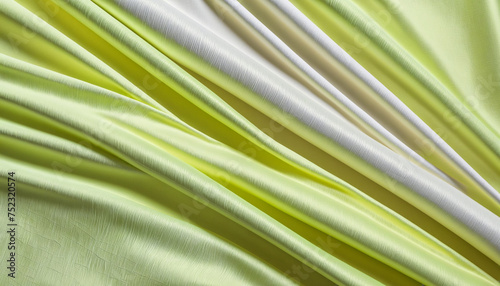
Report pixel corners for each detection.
[1,1,499,285]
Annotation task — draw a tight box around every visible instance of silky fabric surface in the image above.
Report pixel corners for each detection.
[0,0,499,285]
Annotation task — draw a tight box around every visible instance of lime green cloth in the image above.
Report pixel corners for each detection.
[1,0,499,285]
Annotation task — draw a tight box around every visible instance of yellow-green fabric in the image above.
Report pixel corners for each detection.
[0,0,499,285]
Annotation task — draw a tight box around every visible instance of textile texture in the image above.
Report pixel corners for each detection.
[1,0,499,285]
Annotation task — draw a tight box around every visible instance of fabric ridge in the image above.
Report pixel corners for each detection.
[0,0,499,285]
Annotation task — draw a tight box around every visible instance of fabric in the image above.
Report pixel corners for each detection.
[0,0,499,285]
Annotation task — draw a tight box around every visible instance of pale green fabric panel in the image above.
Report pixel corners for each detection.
[1,0,499,285]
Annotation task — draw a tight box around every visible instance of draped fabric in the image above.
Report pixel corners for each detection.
[1,0,499,285]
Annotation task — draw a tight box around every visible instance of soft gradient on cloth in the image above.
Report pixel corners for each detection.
[0,0,499,285]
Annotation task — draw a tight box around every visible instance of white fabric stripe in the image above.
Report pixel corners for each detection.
[116,0,500,259]
[221,0,452,184]
[268,0,500,204]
